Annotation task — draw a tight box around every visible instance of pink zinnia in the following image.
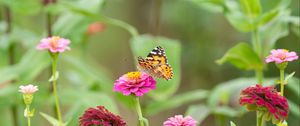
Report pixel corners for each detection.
[239,84,289,124]
[265,49,298,63]
[36,36,71,53]
[79,106,126,126]
[114,71,156,96]
[163,115,197,126]
[19,84,38,94]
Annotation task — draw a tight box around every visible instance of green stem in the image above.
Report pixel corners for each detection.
[252,29,262,58]
[51,54,63,126]
[134,97,145,126]
[46,12,52,37]
[256,112,263,126]
[255,70,263,84]
[26,105,31,126]
[280,69,285,96]
[252,29,264,84]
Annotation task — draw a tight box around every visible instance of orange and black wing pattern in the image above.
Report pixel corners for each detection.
[137,46,173,80]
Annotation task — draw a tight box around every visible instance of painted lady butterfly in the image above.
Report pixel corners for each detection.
[137,46,173,80]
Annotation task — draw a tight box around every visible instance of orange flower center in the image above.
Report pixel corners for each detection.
[127,72,141,80]
[49,36,60,48]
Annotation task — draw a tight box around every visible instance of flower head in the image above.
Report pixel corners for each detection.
[265,49,298,64]
[87,22,106,35]
[79,106,126,126]
[239,84,289,124]
[36,36,71,53]
[114,71,156,96]
[163,115,197,126]
[19,85,38,94]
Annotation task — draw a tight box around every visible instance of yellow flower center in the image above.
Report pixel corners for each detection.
[49,36,61,48]
[127,72,142,80]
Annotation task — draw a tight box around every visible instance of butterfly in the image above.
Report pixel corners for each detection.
[137,46,173,80]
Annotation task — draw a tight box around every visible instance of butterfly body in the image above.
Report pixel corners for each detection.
[137,46,173,80]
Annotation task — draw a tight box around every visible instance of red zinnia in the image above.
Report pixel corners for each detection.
[79,106,126,126]
[239,84,289,124]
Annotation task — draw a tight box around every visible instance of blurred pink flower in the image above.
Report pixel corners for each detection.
[79,106,126,126]
[265,49,298,64]
[114,71,156,96]
[163,115,197,126]
[240,84,289,124]
[36,36,71,53]
[86,22,106,35]
[19,84,38,94]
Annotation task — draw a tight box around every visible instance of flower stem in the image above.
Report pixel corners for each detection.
[134,97,145,126]
[255,70,263,84]
[280,69,285,96]
[51,54,63,126]
[256,112,263,126]
[252,29,262,58]
[26,105,31,126]
[252,29,264,84]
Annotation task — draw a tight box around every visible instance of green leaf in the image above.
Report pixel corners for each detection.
[230,121,237,126]
[239,0,262,19]
[145,89,208,115]
[213,106,241,117]
[286,77,300,97]
[62,90,119,126]
[216,43,263,71]
[0,50,50,84]
[53,0,105,44]
[186,104,210,125]
[131,34,181,100]
[62,55,113,92]
[0,0,41,15]
[284,72,295,84]
[208,77,276,108]
[260,10,290,55]
[224,0,255,32]
[40,112,60,126]
[288,100,300,117]
[255,9,279,27]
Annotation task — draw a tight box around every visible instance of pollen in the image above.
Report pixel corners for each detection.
[127,71,142,80]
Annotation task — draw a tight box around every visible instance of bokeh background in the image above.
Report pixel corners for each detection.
[0,0,299,126]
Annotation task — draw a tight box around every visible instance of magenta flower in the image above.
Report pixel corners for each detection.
[36,36,71,53]
[79,106,126,126]
[163,115,197,126]
[265,49,298,64]
[114,71,156,96]
[239,84,289,124]
[19,84,38,94]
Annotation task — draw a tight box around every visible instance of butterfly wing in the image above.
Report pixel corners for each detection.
[137,46,173,80]
[153,64,173,80]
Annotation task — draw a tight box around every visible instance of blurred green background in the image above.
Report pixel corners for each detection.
[0,0,299,126]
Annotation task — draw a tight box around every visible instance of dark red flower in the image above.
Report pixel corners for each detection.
[79,106,126,126]
[239,84,289,124]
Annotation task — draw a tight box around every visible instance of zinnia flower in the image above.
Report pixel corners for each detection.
[79,106,126,126]
[114,71,156,96]
[265,49,298,64]
[36,36,71,53]
[163,115,197,126]
[239,84,289,124]
[19,84,38,94]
